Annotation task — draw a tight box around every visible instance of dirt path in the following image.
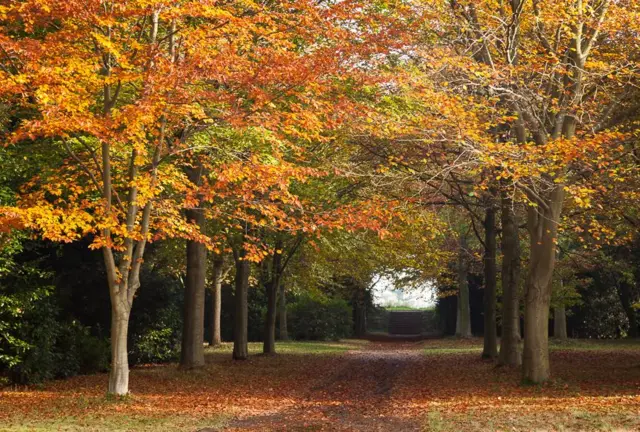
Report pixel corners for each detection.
[223,342,425,431]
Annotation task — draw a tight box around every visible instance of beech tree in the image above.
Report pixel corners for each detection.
[0,1,236,394]
[417,0,637,382]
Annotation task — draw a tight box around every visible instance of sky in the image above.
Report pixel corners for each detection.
[371,275,435,309]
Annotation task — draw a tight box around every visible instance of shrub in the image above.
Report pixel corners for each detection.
[131,327,180,364]
[128,268,183,365]
[7,314,109,384]
[288,295,352,341]
[57,322,110,376]
[0,239,109,384]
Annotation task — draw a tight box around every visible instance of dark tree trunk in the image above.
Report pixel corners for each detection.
[456,237,472,338]
[233,249,250,360]
[553,306,568,340]
[278,282,288,340]
[523,184,564,383]
[180,208,207,369]
[482,206,498,359]
[354,287,367,338]
[263,242,283,355]
[616,280,639,338]
[498,193,522,366]
[208,255,224,346]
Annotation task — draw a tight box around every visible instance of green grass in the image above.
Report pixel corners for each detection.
[422,337,484,355]
[421,337,640,356]
[206,339,368,355]
[549,338,640,351]
[384,305,435,311]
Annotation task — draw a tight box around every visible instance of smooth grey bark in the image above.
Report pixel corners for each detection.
[482,206,498,359]
[263,241,283,355]
[456,238,472,338]
[278,282,288,340]
[180,207,207,369]
[523,183,564,383]
[553,306,568,340]
[208,255,224,346]
[233,248,250,360]
[521,1,604,379]
[109,305,131,394]
[498,194,522,366]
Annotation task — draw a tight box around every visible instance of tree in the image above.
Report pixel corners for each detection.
[208,251,231,347]
[231,234,250,361]
[417,0,634,383]
[455,235,472,338]
[482,205,498,358]
[180,165,207,369]
[261,235,302,354]
[498,195,522,366]
[0,2,235,394]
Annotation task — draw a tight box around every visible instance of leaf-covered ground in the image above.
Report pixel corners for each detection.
[1,338,639,431]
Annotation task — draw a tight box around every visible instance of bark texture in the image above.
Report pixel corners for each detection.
[523,184,564,383]
[523,48,580,382]
[263,242,283,355]
[482,206,498,359]
[180,208,207,369]
[208,255,224,346]
[278,282,288,340]
[553,306,568,340]
[498,194,522,366]
[456,238,472,338]
[109,304,131,395]
[233,249,250,360]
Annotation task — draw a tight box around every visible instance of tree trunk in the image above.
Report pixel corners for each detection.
[109,302,131,395]
[354,294,367,338]
[208,256,224,346]
[456,238,472,338]
[278,281,288,340]
[522,185,564,383]
[233,251,250,360]
[264,244,282,355]
[180,208,207,369]
[263,278,279,354]
[498,194,521,366]
[616,280,639,338]
[180,210,207,368]
[482,206,498,359]
[553,306,568,340]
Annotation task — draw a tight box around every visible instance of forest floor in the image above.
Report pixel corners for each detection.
[1,338,639,431]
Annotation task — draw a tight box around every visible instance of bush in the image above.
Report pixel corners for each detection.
[131,328,180,364]
[8,315,109,384]
[0,238,109,384]
[288,295,352,341]
[127,267,183,365]
[57,322,110,377]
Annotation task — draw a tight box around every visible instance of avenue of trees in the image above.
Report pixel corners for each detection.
[1,0,639,394]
